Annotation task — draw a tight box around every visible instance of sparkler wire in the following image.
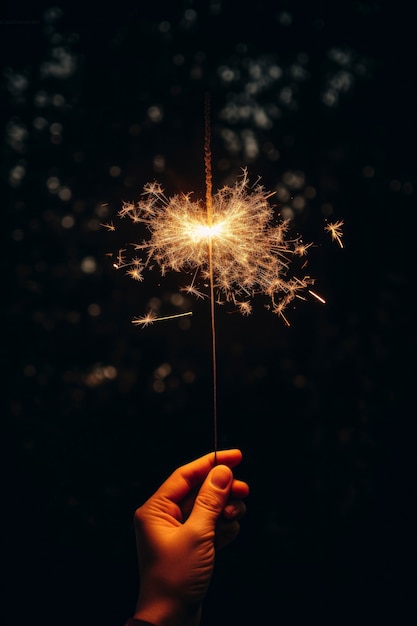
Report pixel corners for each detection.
[205,94,218,464]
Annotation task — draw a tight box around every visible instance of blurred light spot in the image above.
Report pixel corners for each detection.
[159,21,171,32]
[276,185,290,202]
[147,105,163,123]
[33,116,48,130]
[171,293,184,306]
[338,428,351,444]
[293,374,307,388]
[389,179,401,192]
[81,256,97,273]
[104,366,117,379]
[12,229,24,241]
[403,181,413,195]
[322,90,337,106]
[44,6,63,22]
[52,93,65,107]
[173,54,184,65]
[328,47,351,66]
[149,297,161,310]
[109,165,121,177]
[40,47,77,79]
[253,365,267,379]
[58,187,72,201]
[281,206,294,219]
[50,122,62,135]
[123,176,135,188]
[362,165,375,178]
[269,65,282,79]
[182,370,195,383]
[23,365,36,377]
[179,317,191,330]
[9,164,26,187]
[321,203,334,216]
[153,154,165,173]
[87,218,101,231]
[129,123,141,136]
[184,8,197,21]
[84,363,118,387]
[242,129,259,160]
[218,66,237,82]
[47,176,60,192]
[88,303,101,316]
[221,128,241,154]
[282,170,305,189]
[154,363,172,379]
[6,120,28,152]
[305,186,316,199]
[262,141,280,161]
[67,311,80,324]
[279,86,293,106]
[253,107,272,129]
[292,195,305,211]
[153,380,165,393]
[34,91,49,107]
[290,64,309,81]
[5,70,28,99]
[61,215,74,228]
[217,157,230,170]
[95,203,109,217]
[278,11,292,26]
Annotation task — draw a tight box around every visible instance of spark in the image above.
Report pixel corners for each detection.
[325,220,344,248]
[308,289,326,304]
[101,221,115,231]
[132,311,193,328]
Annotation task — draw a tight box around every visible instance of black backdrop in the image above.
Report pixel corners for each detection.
[2,1,415,625]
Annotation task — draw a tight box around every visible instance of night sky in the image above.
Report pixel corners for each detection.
[2,2,415,625]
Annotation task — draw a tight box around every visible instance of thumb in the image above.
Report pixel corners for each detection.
[188,465,232,531]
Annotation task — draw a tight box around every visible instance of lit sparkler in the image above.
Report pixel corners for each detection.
[115,172,319,322]
[106,97,342,454]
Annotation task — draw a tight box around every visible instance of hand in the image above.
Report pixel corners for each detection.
[132,449,249,626]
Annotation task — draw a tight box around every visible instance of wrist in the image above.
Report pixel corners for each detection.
[134,596,201,626]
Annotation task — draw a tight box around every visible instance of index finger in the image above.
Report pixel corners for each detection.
[156,449,243,503]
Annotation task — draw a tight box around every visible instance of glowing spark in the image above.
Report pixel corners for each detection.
[132,311,193,328]
[325,220,344,248]
[126,267,144,281]
[308,289,326,304]
[101,221,115,231]
[117,169,319,322]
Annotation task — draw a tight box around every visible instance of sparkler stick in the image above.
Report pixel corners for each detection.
[204,94,218,461]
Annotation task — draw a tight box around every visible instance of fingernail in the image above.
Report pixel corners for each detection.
[211,466,231,489]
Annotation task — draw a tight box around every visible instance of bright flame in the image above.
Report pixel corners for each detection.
[190,221,225,242]
[115,169,320,323]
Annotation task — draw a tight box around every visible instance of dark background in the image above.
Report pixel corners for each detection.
[1,1,415,625]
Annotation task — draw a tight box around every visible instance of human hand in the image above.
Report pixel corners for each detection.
[131,449,249,626]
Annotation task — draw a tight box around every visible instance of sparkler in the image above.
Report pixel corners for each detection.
[105,97,343,455]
